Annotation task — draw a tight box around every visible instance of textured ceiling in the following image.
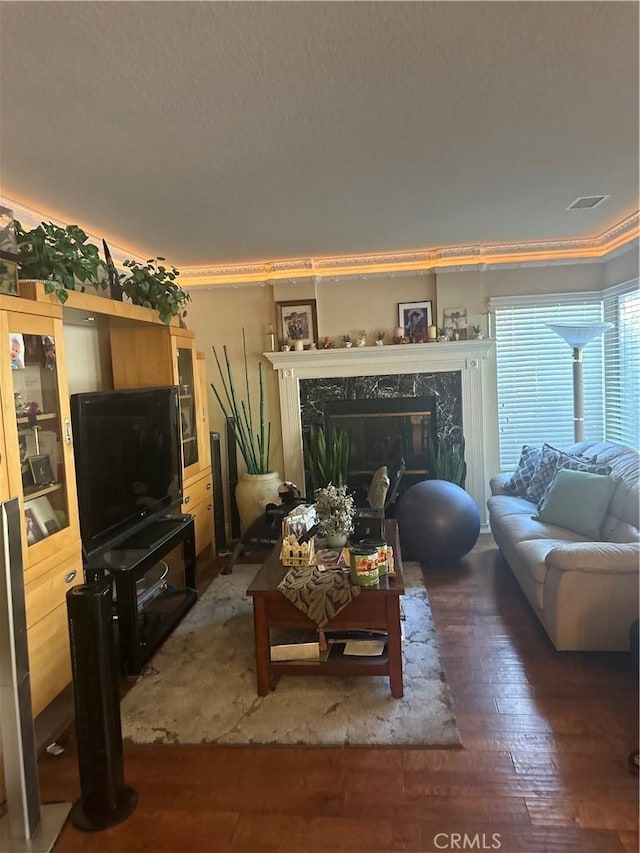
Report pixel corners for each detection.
[0,1,638,269]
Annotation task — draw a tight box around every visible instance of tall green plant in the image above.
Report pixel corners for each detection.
[210,329,271,474]
[428,435,467,488]
[304,425,350,491]
[14,220,106,304]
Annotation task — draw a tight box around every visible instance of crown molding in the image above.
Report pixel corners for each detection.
[3,194,637,288]
[180,212,640,287]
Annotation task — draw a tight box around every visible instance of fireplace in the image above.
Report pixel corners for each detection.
[312,395,437,507]
[264,340,495,528]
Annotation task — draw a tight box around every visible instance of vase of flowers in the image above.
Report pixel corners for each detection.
[314,483,355,547]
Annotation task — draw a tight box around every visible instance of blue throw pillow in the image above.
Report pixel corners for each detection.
[504,445,541,498]
[535,468,617,540]
[525,443,595,504]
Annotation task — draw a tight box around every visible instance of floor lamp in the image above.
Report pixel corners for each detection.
[547,322,613,442]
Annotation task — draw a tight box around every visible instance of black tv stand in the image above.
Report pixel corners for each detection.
[85,516,197,675]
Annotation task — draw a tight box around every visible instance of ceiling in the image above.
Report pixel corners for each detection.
[0,1,638,273]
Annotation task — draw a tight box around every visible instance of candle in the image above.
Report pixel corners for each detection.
[427,324,437,341]
[394,326,404,339]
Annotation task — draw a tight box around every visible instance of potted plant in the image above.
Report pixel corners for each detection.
[375,330,385,346]
[342,333,353,348]
[120,257,190,325]
[210,328,280,530]
[14,220,106,304]
[314,483,355,547]
[304,425,350,492]
[472,324,484,339]
[428,435,467,488]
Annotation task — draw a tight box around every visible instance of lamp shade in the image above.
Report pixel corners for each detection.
[547,322,613,348]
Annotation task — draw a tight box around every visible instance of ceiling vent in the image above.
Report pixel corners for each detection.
[566,195,608,210]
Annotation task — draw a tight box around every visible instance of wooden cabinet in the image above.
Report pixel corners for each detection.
[0,294,82,717]
[109,324,214,555]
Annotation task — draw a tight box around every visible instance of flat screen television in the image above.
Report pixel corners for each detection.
[70,386,183,558]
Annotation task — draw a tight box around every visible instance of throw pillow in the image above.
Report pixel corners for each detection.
[535,468,617,540]
[536,456,612,509]
[504,445,541,498]
[524,443,592,504]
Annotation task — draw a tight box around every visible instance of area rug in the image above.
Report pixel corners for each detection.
[120,561,461,747]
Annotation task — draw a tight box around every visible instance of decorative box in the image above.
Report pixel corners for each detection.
[280,504,318,567]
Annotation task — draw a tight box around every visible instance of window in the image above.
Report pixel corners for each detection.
[603,282,640,449]
[492,294,606,470]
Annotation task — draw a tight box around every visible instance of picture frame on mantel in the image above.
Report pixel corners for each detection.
[398,301,433,341]
[275,299,319,347]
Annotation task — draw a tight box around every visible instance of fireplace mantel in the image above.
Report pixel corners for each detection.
[264,339,495,527]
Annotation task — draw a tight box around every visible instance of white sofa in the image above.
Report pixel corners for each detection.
[488,441,639,651]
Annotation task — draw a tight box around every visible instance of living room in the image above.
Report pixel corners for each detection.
[0,2,638,852]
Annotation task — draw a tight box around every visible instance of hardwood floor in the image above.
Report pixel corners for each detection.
[39,535,639,852]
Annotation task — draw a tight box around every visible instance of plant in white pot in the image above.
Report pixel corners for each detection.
[314,483,355,547]
[210,329,281,531]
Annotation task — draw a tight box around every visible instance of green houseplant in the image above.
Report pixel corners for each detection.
[120,257,190,325]
[210,329,280,531]
[304,424,350,492]
[428,435,467,488]
[14,220,106,304]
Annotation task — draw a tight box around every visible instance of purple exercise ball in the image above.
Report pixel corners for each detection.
[396,479,480,565]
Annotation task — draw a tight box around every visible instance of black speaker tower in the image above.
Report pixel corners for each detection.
[226,416,241,539]
[66,580,137,831]
[210,432,226,551]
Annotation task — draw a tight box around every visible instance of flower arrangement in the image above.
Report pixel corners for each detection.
[376,330,385,341]
[314,483,355,537]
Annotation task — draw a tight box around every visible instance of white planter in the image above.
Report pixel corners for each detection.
[325,532,348,548]
[235,471,282,532]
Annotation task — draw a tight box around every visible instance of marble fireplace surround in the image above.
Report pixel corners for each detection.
[264,339,495,527]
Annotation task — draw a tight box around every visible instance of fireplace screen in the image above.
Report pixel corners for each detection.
[323,397,436,478]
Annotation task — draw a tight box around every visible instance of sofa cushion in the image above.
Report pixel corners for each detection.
[491,505,589,544]
[525,443,596,504]
[535,468,617,540]
[504,445,541,498]
[536,457,613,509]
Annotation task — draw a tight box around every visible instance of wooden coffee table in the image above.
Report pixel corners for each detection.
[246,519,405,697]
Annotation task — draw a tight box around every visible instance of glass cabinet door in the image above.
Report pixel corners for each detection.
[9,330,71,549]
[177,345,199,471]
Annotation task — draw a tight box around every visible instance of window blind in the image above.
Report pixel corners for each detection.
[492,296,605,470]
[603,282,640,449]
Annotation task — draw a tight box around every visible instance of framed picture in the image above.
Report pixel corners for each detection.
[9,332,25,369]
[0,206,18,259]
[28,454,55,486]
[442,307,468,338]
[24,495,61,538]
[398,301,433,340]
[181,406,193,439]
[24,507,45,545]
[276,299,319,347]
[0,259,19,296]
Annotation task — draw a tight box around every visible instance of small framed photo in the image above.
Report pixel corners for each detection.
[24,495,61,539]
[24,507,45,545]
[276,299,319,347]
[28,454,55,486]
[0,206,18,259]
[181,407,193,439]
[398,301,433,340]
[442,307,468,339]
[9,332,25,369]
[0,259,19,296]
